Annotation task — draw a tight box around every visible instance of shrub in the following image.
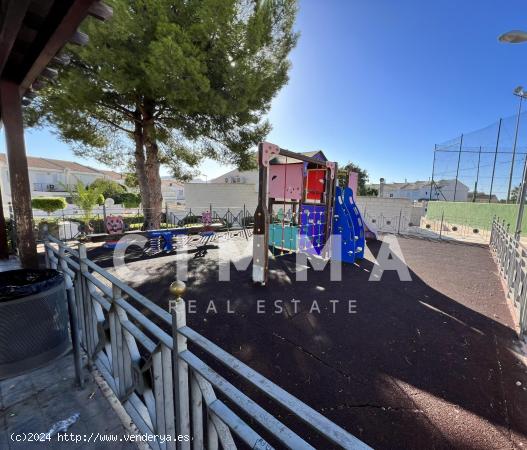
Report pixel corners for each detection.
[31,197,67,214]
[117,192,141,208]
[90,179,126,199]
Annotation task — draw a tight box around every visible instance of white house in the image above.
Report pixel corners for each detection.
[161,177,185,204]
[0,153,126,213]
[374,179,469,202]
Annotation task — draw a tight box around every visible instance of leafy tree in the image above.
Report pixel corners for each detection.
[124,172,139,190]
[511,185,520,203]
[26,0,298,229]
[69,181,105,225]
[31,197,67,215]
[90,179,126,199]
[119,192,141,208]
[337,162,374,196]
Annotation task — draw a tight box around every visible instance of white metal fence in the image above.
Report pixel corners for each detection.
[490,218,527,337]
[44,234,371,450]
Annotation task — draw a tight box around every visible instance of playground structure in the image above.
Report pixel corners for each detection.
[252,142,374,284]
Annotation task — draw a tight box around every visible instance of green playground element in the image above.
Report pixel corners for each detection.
[269,223,298,251]
[426,201,527,232]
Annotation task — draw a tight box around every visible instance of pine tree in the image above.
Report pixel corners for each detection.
[27,0,298,228]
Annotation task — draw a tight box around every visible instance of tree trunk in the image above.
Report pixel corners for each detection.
[132,108,152,229]
[141,100,163,230]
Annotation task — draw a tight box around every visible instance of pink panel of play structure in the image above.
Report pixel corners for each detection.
[348,172,358,195]
[269,163,303,200]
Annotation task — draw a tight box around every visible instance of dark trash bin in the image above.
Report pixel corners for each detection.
[0,269,69,379]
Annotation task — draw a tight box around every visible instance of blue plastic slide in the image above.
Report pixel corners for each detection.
[333,186,365,263]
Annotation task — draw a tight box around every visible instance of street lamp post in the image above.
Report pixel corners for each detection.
[506,86,527,203]
[499,29,527,238]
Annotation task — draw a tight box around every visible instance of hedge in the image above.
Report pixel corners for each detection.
[31,197,67,214]
[116,193,141,208]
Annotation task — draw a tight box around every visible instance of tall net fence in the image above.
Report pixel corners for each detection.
[433,111,527,202]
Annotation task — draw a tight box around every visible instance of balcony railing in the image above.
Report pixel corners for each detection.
[44,234,371,450]
[33,182,74,192]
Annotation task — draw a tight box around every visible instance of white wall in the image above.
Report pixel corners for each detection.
[355,196,426,232]
[210,169,258,185]
[184,182,257,216]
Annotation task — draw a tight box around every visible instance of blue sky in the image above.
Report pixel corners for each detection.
[3,0,527,185]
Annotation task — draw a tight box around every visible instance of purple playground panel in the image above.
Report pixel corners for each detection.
[299,204,326,255]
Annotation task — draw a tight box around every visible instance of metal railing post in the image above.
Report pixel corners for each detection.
[78,243,94,367]
[171,280,191,449]
[190,372,204,448]
[60,244,84,387]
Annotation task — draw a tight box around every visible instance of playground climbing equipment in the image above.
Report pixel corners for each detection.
[253,142,374,284]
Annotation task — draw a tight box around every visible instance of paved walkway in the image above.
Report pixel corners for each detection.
[0,352,136,449]
[92,234,527,449]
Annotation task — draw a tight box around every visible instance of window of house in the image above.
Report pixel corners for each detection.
[389,193,393,198]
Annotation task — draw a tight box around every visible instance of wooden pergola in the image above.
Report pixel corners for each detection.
[0,0,111,267]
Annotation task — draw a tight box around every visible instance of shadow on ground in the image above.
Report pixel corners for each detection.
[88,235,527,450]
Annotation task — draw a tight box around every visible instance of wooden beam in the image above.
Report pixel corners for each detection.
[41,67,58,79]
[278,148,327,166]
[0,182,8,259]
[52,53,71,65]
[253,143,271,284]
[69,30,89,46]
[0,0,32,76]
[88,2,113,21]
[0,80,37,267]
[19,0,98,94]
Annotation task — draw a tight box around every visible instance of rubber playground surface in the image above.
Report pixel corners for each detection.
[89,235,527,449]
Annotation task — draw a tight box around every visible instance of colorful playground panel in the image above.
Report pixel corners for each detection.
[305,169,326,201]
[299,204,326,254]
[269,223,298,251]
[269,163,303,200]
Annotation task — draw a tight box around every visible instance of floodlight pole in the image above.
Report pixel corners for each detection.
[453,134,463,202]
[472,146,482,202]
[429,144,436,201]
[489,118,502,203]
[507,94,525,203]
[515,153,527,238]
